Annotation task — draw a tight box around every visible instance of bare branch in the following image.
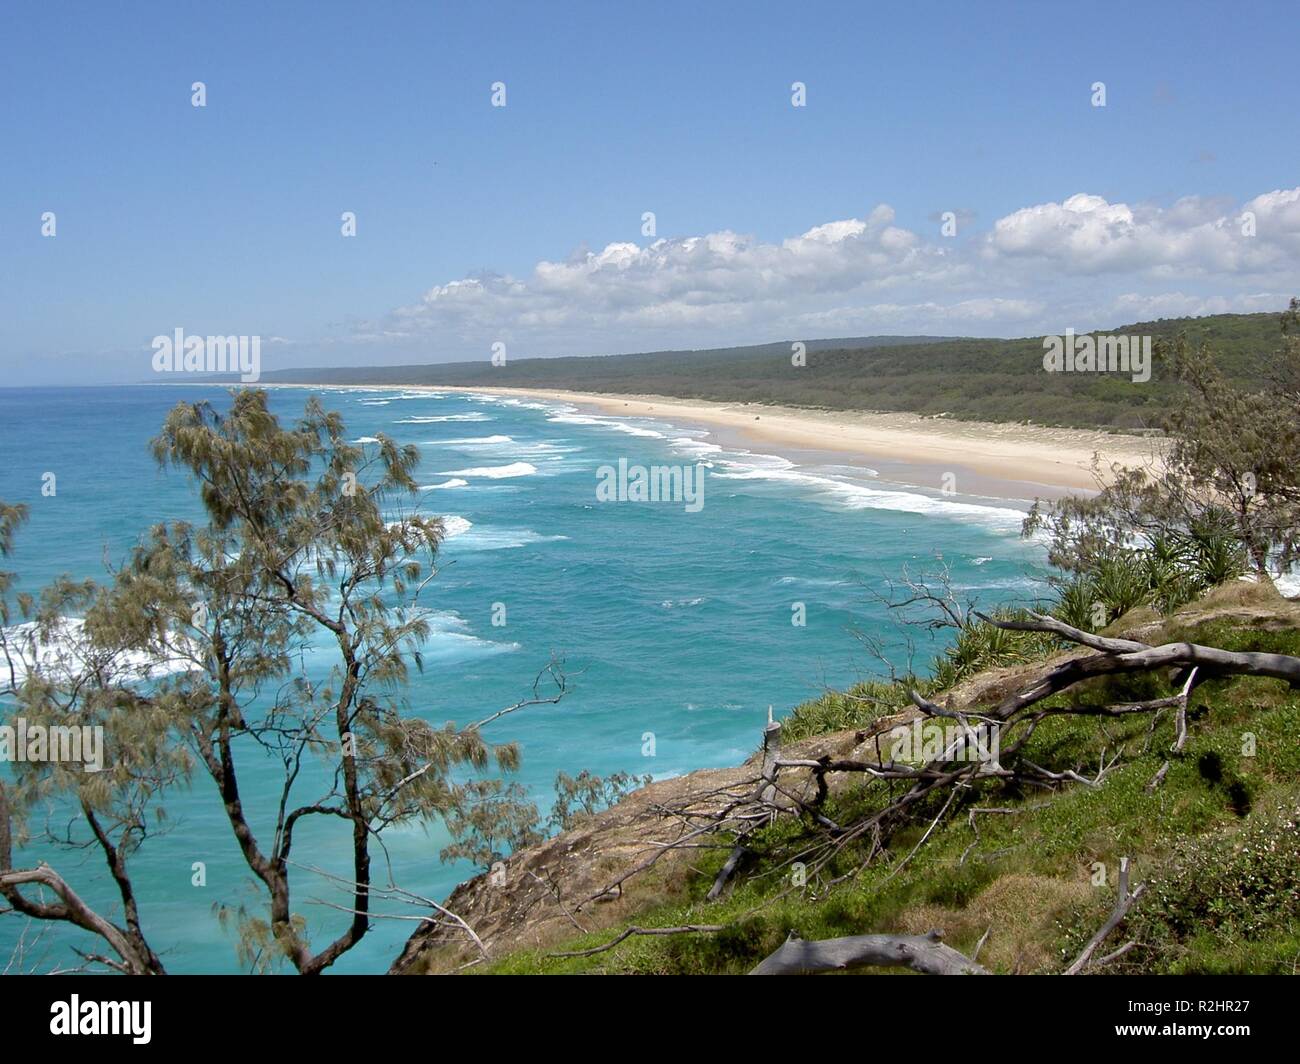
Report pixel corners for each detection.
[1065,855,1146,975]
[551,923,725,959]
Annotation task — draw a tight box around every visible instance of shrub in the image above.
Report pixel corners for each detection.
[1138,800,1300,945]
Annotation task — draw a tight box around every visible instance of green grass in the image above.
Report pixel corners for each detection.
[471,609,1300,974]
[780,679,914,743]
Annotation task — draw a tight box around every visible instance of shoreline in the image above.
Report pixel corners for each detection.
[258,381,1163,500]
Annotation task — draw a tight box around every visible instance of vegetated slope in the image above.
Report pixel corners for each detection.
[267,311,1288,430]
[395,581,1300,975]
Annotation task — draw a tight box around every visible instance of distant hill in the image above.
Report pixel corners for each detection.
[256,311,1292,431]
[258,335,955,386]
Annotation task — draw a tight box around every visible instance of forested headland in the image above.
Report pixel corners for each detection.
[261,311,1290,431]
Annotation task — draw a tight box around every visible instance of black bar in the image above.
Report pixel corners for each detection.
[1,973,1289,1050]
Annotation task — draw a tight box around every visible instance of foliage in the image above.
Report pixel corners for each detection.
[782,680,915,742]
[481,607,1300,975]
[1026,303,1299,581]
[928,608,1056,689]
[441,768,655,868]
[1040,521,1243,630]
[548,769,652,832]
[264,312,1289,431]
[0,390,554,974]
[440,780,545,869]
[1136,797,1300,949]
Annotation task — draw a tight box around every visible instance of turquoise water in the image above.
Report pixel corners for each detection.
[0,385,1044,972]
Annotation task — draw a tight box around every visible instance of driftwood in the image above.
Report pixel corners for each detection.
[750,929,987,975]
[708,714,782,901]
[1145,668,1198,790]
[1065,855,1145,974]
[562,608,1300,973]
[706,844,751,901]
[976,612,1300,717]
[550,923,724,959]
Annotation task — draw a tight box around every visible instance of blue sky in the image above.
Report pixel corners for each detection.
[2,0,1297,384]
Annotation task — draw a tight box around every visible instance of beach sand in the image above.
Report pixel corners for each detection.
[430,386,1163,500]
[259,381,1164,502]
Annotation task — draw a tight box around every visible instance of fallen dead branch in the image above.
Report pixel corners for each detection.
[578,615,1282,937]
[1065,855,1146,974]
[550,923,724,959]
[441,604,1299,974]
[750,928,987,975]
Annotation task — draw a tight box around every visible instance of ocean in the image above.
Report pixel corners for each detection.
[0,384,1045,973]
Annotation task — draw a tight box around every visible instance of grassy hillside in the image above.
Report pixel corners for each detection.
[266,311,1291,431]
[461,583,1300,975]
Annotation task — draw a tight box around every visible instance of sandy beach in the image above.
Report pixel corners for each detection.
[425,386,1163,498]
[255,380,1164,500]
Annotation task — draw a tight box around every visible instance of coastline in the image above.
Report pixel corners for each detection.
[261,381,1163,500]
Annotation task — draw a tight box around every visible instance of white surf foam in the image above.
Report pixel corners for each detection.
[668,437,724,461]
[711,459,1027,532]
[467,394,559,411]
[397,413,491,423]
[435,521,567,551]
[415,608,520,660]
[774,575,850,588]
[438,462,538,479]
[456,528,568,550]
[546,413,668,438]
[439,435,515,445]
[439,515,473,538]
[1,617,199,685]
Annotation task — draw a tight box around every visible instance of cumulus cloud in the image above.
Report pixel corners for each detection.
[985,189,1300,275]
[372,186,1300,356]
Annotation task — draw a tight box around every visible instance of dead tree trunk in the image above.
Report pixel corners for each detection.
[750,928,987,975]
[708,711,781,901]
[1065,855,1145,974]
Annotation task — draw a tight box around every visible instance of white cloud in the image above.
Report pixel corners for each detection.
[985,189,1300,275]
[1110,290,1291,320]
[372,186,1300,355]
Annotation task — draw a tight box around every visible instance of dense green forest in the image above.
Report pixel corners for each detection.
[262,311,1290,431]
